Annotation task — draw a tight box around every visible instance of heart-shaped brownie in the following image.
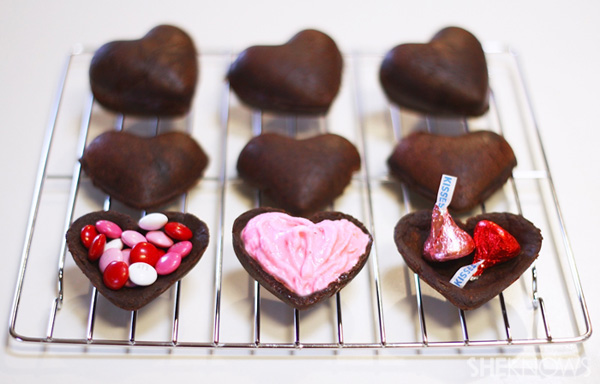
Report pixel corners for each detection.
[227,29,343,115]
[380,26,489,116]
[387,131,516,211]
[80,131,209,210]
[394,210,542,310]
[66,210,209,311]
[237,133,360,216]
[90,25,198,116]
[232,207,373,309]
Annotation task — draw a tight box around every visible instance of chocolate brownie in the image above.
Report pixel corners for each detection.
[387,131,517,211]
[227,29,343,115]
[90,25,198,116]
[237,133,360,216]
[80,131,208,210]
[380,26,489,116]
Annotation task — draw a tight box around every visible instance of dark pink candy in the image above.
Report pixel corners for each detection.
[155,252,182,275]
[168,240,192,258]
[423,205,475,262]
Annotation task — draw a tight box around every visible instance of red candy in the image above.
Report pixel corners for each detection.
[80,224,98,248]
[164,222,193,241]
[423,205,474,262]
[103,261,129,290]
[129,241,160,267]
[88,233,106,261]
[472,220,521,277]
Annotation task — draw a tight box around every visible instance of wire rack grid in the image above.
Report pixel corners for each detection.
[8,46,591,355]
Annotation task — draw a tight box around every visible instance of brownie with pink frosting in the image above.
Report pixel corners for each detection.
[232,207,373,309]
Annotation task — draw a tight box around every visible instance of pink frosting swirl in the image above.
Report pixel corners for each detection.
[241,212,370,296]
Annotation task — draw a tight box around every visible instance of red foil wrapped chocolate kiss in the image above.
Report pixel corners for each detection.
[423,205,475,262]
[472,220,521,277]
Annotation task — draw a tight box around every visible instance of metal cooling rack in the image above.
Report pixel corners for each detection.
[8,46,591,354]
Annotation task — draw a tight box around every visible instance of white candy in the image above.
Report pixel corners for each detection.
[104,238,123,251]
[138,213,169,231]
[128,262,158,286]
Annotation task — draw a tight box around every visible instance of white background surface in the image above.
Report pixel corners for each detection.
[1,0,598,382]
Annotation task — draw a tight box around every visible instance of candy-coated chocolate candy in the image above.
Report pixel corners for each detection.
[423,205,475,262]
[121,230,146,248]
[95,219,123,239]
[155,252,182,275]
[138,213,169,231]
[88,234,106,261]
[104,238,123,251]
[121,248,131,264]
[164,222,192,241]
[80,225,98,248]
[128,262,158,286]
[129,241,160,266]
[168,240,192,258]
[99,248,124,272]
[472,220,521,277]
[103,261,129,290]
[146,230,174,248]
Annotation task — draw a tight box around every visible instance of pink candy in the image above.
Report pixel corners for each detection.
[121,248,131,264]
[99,248,125,272]
[121,230,146,248]
[146,230,174,248]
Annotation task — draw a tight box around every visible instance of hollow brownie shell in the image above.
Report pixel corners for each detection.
[237,133,361,216]
[90,25,198,116]
[80,131,208,210]
[387,131,517,212]
[380,26,489,116]
[232,207,373,310]
[227,29,343,115]
[394,210,542,310]
[66,210,209,311]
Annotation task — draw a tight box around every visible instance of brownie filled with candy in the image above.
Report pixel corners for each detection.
[393,175,543,310]
[66,210,209,311]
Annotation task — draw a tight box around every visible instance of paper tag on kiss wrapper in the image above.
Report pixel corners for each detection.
[436,174,457,211]
[450,260,484,288]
